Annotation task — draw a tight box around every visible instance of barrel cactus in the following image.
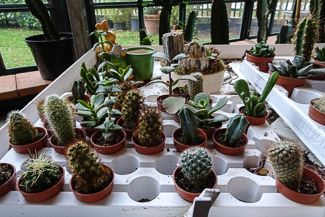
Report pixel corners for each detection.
[187,74,203,100]
[121,89,143,129]
[134,108,163,147]
[44,95,75,146]
[67,141,112,194]
[114,82,133,110]
[7,111,38,145]
[179,147,213,192]
[268,140,303,191]
[312,96,325,113]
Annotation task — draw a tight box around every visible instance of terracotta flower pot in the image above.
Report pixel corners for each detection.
[173,167,218,202]
[81,126,97,138]
[239,106,269,126]
[49,128,86,155]
[17,164,64,202]
[309,98,325,125]
[9,127,47,154]
[172,128,207,152]
[144,14,160,34]
[313,60,325,68]
[199,122,222,138]
[173,87,189,98]
[67,94,91,104]
[0,163,16,197]
[276,167,325,204]
[132,132,166,155]
[91,130,126,154]
[173,114,180,123]
[70,165,114,203]
[276,75,305,97]
[212,128,248,156]
[246,53,274,73]
[116,118,134,138]
[157,95,169,112]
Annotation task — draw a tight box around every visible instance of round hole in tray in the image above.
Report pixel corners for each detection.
[213,157,228,175]
[228,177,261,203]
[112,155,140,175]
[128,176,160,202]
[155,155,178,175]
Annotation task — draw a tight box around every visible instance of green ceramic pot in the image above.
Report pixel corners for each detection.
[126,47,156,80]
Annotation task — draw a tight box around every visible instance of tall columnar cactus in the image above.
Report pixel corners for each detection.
[67,141,111,194]
[72,80,86,104]
[293,18,317,61]
[114,82,133,110]
[7,111,38,145]
[310,0,325,43]
[276,20,295,44]
[256,0,278,43]
[179,147,213,190]
[224,114,248,147]
[268,140,303,191]
[178,107,199,145]
[313,96,325,113]
[25,0,59,40]
[211,0,229,44]
[121,89,143,129]
[44,95,75,145]
[134,108,163,147]
[187,74,203,100]
[184,11,197,42]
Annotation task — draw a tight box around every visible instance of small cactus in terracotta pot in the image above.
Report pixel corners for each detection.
[0,163,16,197]
[309,95,325,125]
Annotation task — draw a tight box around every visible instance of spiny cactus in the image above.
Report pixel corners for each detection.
[256,0,278,43]
[211,0,229,44]
[134,108,163,147]
[19,153,62,193]
[313,96,325,113]
[276,19,295,44]
[268,140,303,191]
[309,0,325,43]
[114,82,133,110]
[293,18,317,61]
[8,111,38,145]
[44,95,75,146]
[36,99,45,120]
[179,147,213,191]
[0,164,14,185]
[121,89,143,130]
[187,74,203,100]
[25,0,59,40]
[67,141,112,194]
[184,11,197,42]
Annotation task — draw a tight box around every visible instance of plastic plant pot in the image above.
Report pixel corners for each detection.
[172,128,207,152]
[91,130,126,155]
[246,53,274,73]
[132,132,166,155]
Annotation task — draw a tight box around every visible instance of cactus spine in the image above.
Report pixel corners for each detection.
[44,95,75,145]
[25,0,59,40]
[179,147,213,191]
[67,141,111,194]
[36,99,45,121]
[211,0,229,44]
[184,11,197,42]
[134,108,163,147]
[293,18,317,61]
[121,89,143,129]
[313,96,325,113]
[187,74,203,100]
[310,0,325,43]
[256,0,278,43]
[114,82,133,110]
[8,111,38,145]
[268,140,303,191]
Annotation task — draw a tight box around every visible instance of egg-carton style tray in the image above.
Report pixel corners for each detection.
[232,60,325,166]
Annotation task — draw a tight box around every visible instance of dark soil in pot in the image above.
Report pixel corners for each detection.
[94,133,124,146]
[0,164,14,186]
[298,176,319,194]
[213,130,246,148]
[174,130,205,146]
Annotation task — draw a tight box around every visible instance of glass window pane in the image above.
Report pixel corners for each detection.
[0,0,47,5]
[93,0,137,2]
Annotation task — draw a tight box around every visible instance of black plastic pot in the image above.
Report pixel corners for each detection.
[130,18,139,32]
[113,22,126,30]
[24,32,74,81]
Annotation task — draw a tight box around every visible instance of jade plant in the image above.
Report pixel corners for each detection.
[19,153,62,193]
[247,41,275,57]
[133,108,164,147]
[80,62,101,95]
[0,164,14,186]
[234,72,279,117]
[44,95,75,145]
[120,89,143,130]
[269,56,325,78]
[312,95,325,113]
[187,74,203,100]
[72,80,86,104]
[7,111,38,145]
[268,140,303,191]
[224,114,248,147]
[315,46,325,62]
[178,147,214,192]
[67,141,112,194]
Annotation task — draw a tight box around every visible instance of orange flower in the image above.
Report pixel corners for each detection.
[104,43,112,52]
[105,31,117,44]
[95,20,109,31]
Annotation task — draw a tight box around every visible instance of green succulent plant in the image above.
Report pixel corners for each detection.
[97,50,127,76]
[80,62,101,95]
[67,141,112,194]
[234,72,279,117]
[19,153,62,193]
[315,47,325,62]
[72,80,86,104]
[121,89,143,130]
[248,41,275,57]
[224,114,248,147]
[7,111,38,145]
[178,106,201,145]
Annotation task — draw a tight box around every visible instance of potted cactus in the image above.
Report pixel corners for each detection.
[314,46,325,68]
[268,140,325,204]
[7,111,47,154]
[309,95,325,125]
[234,72,279,125]
[117,89,143,137]
[44,95,86,154]
[0,163,16,197]
[212,114,249,156]
[17,153,64,202]
[24,0,74,80]
[269,56,325,96]
[67,141,114,203]
[172,107,207,152]
[246,41,275,73]
[114,82,134,111]
[69,80,90,104]
[173,147,217,202]
[132,108,166,155]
